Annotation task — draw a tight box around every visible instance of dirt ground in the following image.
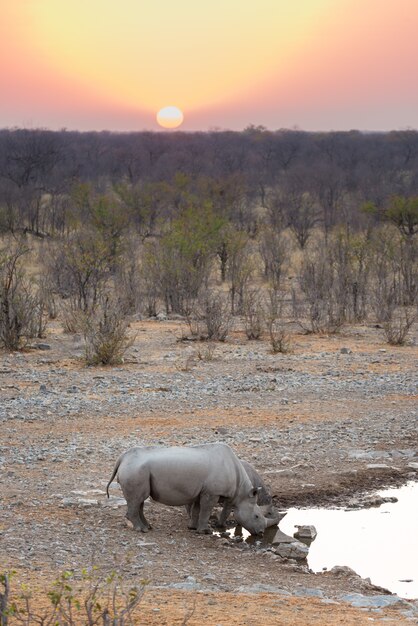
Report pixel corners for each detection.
[0,318,417,624]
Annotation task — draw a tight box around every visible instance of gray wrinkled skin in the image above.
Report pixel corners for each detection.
[107,443,274,535]
[217,459,280,528]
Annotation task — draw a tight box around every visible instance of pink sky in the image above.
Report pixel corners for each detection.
[1,0,418,131]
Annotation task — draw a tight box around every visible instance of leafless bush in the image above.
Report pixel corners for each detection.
[38,276,59,319]
[1,569,145,625]
[43,229,112,313]
[259,229,290,291]
[196,341,217,361]
[0,244,48,350]
[382,305,416,345]
[369,226,417,316]
[113,237,142,315]
[60,301,87,334]
[27,293,49,340]
[296,243,345,333]
[83,297,134,365]
[186,292,232,341]
[267,319,292,354]
[264,289,292,353]
[242,290,264,340]
[227,231,255,315]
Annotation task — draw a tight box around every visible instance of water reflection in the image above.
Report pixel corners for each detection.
[280,481,418,599]
[217,481,418,599]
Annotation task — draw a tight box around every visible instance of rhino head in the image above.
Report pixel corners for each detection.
[234,488,281,535]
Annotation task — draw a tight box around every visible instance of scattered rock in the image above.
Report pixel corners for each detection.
[330,566,360,577]
[294,587,324,598]
[235,585,291,595]
[294,525,317,540]
[273,541,309,560]
[341,593,407,608]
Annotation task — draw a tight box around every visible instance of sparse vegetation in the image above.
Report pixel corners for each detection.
[83,297,134,365]
[0,569,146,625]
[0,127,415,354]
[0,243,47,350]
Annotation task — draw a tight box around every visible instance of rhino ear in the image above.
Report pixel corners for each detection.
[250,487,261,498]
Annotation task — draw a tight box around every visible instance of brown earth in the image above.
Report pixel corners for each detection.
[0,318,417,624]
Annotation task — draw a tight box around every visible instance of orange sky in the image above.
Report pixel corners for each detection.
[1,0,418,131]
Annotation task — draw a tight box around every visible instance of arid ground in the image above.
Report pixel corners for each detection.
[1,319,417,624]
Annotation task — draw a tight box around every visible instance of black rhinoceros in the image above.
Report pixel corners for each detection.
[106,443,280,535]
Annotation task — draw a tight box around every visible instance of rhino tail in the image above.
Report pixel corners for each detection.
[106,455,123,498]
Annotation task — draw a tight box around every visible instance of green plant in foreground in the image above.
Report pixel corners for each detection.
[1,569,147,625]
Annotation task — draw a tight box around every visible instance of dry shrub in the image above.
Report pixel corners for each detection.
[83,297,134,365]
[382,306,416,345]
[242,290,264,340]
[264,288,292,353]
[0,243,48,350]
[266,318,292,354]
[196,341,217,361]
[61,302,87,334]
[1,569,145,625]
[186,292,232,341]
[296,244,345,333]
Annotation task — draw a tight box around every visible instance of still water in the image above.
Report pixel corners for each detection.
[279,481,418,599]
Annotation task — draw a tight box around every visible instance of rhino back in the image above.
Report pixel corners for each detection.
[118,443,251,506]
[240,459,272,505]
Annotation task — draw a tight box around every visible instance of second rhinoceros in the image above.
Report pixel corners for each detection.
[106,443,280,535]
[216,459,281,527]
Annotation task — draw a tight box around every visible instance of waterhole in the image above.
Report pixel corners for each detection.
[222,481,418,599]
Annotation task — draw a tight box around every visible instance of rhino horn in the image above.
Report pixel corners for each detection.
[265,515,281,528]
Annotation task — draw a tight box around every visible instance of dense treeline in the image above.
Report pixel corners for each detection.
[1,127,418,237]
[0,127,416,360]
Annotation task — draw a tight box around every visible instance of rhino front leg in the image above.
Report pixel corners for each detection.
[216,500,233,528]
[196,493,219,534]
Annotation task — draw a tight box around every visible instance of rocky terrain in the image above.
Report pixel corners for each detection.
[0,318,417,624]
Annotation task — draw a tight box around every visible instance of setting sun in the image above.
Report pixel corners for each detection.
[156,106,184,129]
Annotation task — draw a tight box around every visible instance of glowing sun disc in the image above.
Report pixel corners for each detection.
[156,106,184,129]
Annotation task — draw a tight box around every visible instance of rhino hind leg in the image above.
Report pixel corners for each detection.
[126,498,150,532]
[139,502,152,530]
[122,482,151,532]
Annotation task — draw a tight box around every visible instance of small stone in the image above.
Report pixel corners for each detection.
[39,384,48,393]
[340,347,351,354]
[330,566,359,577]
[294,525,317,540]
[273,540,309,560]
[36,344,51,350]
